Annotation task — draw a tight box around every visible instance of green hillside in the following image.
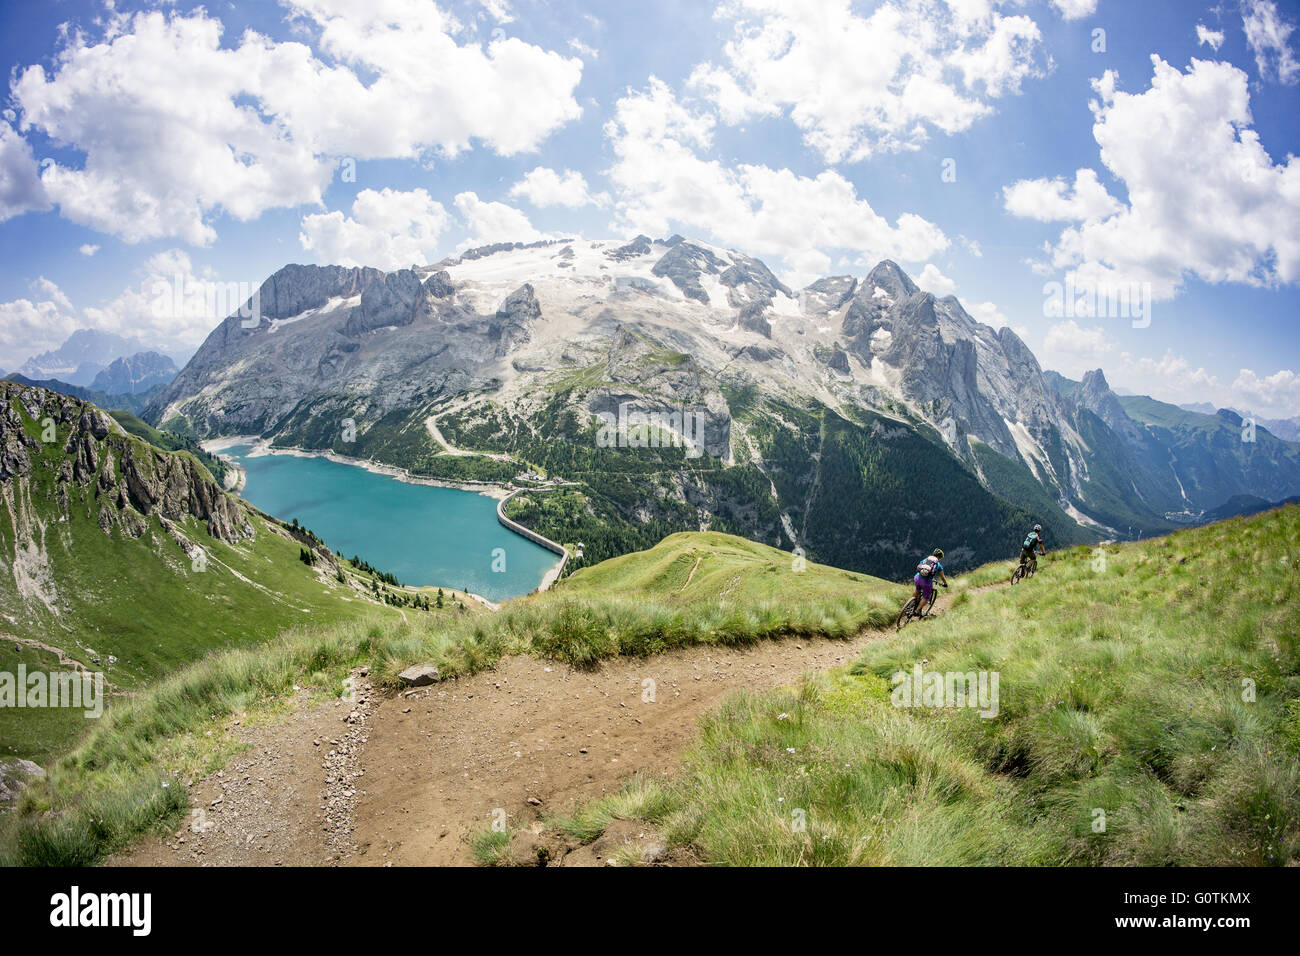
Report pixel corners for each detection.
[541,505,1300,866]
[0,529,902,865]
[0,384,438,764]
[558,530,886,605]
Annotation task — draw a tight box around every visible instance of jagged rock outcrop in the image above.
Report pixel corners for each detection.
[343,269,427,337]
[651,241,726,304]
[0,382,252,544]
[490,284,542,357]
[1079,369,1145,444]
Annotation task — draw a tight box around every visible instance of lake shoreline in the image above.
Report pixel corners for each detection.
[204,436,565,602]
[203,436,514,500]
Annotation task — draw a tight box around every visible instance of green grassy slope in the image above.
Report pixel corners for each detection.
[0,530,901,865]
[0,388,425,764]
[545,505,1300,866]
[558,530,886,605]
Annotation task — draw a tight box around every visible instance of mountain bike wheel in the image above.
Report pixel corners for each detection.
[896,598,917,631]
[1011,564,1025,584]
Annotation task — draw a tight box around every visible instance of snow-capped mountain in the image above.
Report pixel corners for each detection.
[146,237,1300,574]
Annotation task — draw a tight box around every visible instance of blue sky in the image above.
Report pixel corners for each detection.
[1,0,1298,417]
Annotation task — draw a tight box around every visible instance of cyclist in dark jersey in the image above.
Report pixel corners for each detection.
[1020,524,1046,569]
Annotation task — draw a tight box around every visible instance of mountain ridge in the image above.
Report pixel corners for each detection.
[144,237,1300,574]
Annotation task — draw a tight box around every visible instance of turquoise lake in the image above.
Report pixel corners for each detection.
[222,445,557,602]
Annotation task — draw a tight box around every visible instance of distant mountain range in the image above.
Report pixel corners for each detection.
[4,351,178,416]
[7,329,189,388]
[141,237,1300,575]
[89,351,178,394]
[1180,402,1300,443]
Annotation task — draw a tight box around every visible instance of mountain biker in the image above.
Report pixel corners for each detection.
[913,548,949,608]
[1020,524,1046,569]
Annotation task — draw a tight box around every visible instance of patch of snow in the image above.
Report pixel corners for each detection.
[267,294,359,333]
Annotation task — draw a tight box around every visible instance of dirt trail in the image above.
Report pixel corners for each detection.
[110,625,906,867]
[109,574,1019,868]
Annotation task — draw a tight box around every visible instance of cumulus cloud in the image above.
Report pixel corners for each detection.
[689,0,1047,163]
[1042,319,1115,368]
[453,191,551,249]
[1196,23,1225,51]
[1005,56,1300,302]
[0,250,232,369]
[0,281,79,369]
[78,244,99,257]
[10,4,582,245]
[1242,0,1300,84]
[509,167,608,208]
[1002,168,1123,222]
[1232,367,1300,418]
[299,188,451,269]
[915,263,956,296]
[1038,320,1300,416]
[968,300,1003,325]
[0,121,49,222]
[1051,0,1097,20]
[604,79,948,284]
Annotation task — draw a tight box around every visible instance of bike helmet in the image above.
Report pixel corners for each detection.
[932,548,944,559]
[1033,524,1042,532]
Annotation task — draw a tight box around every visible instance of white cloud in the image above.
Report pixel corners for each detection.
[958,235,983,258]
[690,0,1047,163]
[1232,367,1300,418]
[915,263,956,296]
[1196,23,1225,51]
[299,188,451,270]
[476,0,515,24]
[969,300,1010,329]
[567,38,598,59]
[453,191,551,250]
[1042,320,1114,370]
[79,244,100,256]
[509,167,608,208]
[0,121,49,222]
[1242,0,1300,84]
[1122,350,1219,392]
[604,79,948,285]
[10,5,582,245]
[1003,168,1123,222]
[0,283,79,369]
[30,276,73,314]
[1051,0,1097,20]
[1039,323,1300,416]
[1005,56,1300,301]
[0,251,231,369]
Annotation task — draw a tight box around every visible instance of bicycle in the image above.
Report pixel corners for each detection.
[1011,555,1039,584]
[896,581,946,631]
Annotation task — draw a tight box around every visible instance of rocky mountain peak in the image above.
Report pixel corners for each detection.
[89,351,178,395]
[1079,368,1143,443]
[865,259,920,299]
[1,381,252,544]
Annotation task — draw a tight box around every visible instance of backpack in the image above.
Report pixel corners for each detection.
[1023,532,1038,550]
[916,557,937,578]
